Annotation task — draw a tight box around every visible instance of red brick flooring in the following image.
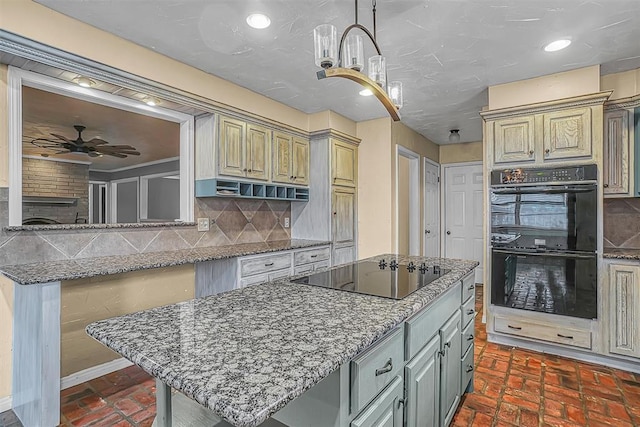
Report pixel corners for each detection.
[1,286,639,427]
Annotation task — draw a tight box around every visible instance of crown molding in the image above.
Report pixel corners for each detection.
[309,128,361,146]
[22,155,92,165]
[604,93,640,110]
[480,91,613,121]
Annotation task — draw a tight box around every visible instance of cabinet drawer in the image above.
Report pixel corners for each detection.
[405,283,460,361]
[268,268,291,282]
[351,327,404,415]
[240,253,292,277]
[240,273,268,288]
[461,318,475,356]
[494,315,592,349]
[461,273,475,303]
[460,345,474,393]
[294,246,330,266]
[293,264,314,276]
[461,296,475,328]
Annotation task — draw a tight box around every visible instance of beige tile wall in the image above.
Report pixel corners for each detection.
[603,198,640,249]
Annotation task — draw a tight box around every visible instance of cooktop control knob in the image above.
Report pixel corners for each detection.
[378,259,387,269]
[419,263,427,274]
[407,261,416,273]
[390,260,399,270]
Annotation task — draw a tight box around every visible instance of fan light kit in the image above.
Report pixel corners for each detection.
[73,76,96,88]
[29,125,141,158]
[448,129,460,143]
[313,0,403,121]
[246,13,271,29]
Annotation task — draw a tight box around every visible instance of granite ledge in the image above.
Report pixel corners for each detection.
[0,239,330,285]
[4,221,196,232]
[603,248,640,261]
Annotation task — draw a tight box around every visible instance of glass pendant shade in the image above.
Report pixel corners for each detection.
[388,81,403,109]
[314,24,338,69]
[343,34,364,71]
[368,55,386,87]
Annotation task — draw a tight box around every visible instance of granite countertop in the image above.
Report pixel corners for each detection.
[603,248,640,261]
[86,254,478,427]
[0,239,329,285]
[4,221,196,232]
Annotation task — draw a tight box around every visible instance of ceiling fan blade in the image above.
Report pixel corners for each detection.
[29,138,64,149]
[98,145,138,150]
[86,138,110,146]
[51,133,79,146]
[102,152,127,158]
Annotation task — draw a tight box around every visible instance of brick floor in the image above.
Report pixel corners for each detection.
[1,286,638,427]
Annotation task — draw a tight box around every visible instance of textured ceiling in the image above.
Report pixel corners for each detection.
[36,0,640,144]
[22,87,180,170]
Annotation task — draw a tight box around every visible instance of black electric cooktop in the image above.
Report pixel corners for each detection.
[292,259,450,300]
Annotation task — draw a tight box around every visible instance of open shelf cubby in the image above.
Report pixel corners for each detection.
[195,178,309,202]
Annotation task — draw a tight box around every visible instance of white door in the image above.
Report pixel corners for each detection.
[423,159,440,257]
[443,163,484,283]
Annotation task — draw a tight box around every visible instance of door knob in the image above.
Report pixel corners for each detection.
[446,231,451,235]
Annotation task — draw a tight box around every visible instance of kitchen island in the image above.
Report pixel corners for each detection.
[86,255,478,427]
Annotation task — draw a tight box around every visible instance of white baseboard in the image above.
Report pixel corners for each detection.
[0,395,12,412]
[60,358,133,390]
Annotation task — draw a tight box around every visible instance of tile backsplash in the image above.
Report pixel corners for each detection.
[603,198,640,249]
[0,188,291,266]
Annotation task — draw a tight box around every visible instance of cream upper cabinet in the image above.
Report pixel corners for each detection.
[332,186,356,247]
[218,116,270,181]
[272,132,310,185]
[608,262,640,359]
[246,124,270,181]
[332,139,358,187]
[492,116,535,164]
[603,107,635,197]
[218,116,246,177]
[542,107,592,160]
[291,137,309,186]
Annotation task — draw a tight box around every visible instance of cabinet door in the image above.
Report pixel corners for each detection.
[350,376,403,427]
[405,334,440,427]
[492,116,535,164]
[440,312,461,427]
[272,132,292,183]
[609,264,640,358]
[332,186,356,247]
[603,110,630,195]
[332,140,358,187]
[245,124,270,181]
[218,116,246,177]
[543,107,592,160]
[291,137,310,185]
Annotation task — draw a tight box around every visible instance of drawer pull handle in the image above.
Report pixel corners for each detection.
[466,309,475,315]
[557,333,574,339]
[467,334,474,341]
[265,262,274,267]
[375,358,393,376]
[508,325,522,330]
[468,284,475,290]
[310,255,318,258]
[466,365,474,373]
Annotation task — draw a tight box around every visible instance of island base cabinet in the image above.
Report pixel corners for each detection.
[351,376,404,427]
[440,312,462,427]
[404,334,440,427]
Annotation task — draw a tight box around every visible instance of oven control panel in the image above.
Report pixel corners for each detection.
[491,164,597,185]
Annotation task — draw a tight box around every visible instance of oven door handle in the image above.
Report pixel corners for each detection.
[491,185,595,195]
[492,249,596,259]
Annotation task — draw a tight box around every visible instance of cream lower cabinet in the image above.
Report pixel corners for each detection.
[608,262,640,359]
[332,186,357,265]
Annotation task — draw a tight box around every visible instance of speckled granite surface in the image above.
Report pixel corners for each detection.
[0,239,329,285]
[4,221,196,232]
[603,248,640,261]
[86,255,478,427]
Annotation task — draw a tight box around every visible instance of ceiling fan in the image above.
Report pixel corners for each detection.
[28,125,141,158]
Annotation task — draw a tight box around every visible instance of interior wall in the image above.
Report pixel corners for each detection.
[60,264,194,376]
[356,118,393,258]
[439,141,484,164]
[488,65,601,109]
[601,68,640,100]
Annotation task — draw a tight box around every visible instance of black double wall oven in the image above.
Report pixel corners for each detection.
[490,165,598,319]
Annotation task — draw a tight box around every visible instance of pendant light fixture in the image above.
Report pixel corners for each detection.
[313,0,403,121]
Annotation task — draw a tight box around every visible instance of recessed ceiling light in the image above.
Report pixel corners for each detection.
[73,76,96,88]
[144,96,161,106]
[246,13,271,29]
[359,89,373,96]
[544,39,571,52]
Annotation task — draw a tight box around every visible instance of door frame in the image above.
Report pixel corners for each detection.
[88,180,108,224]
[440,161,483,259]
[423,157,440,257]
[110,177,140,224]
[395,145,420,255]
[7,67,195,226]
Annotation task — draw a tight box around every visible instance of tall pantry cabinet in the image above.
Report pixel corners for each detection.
[292,130,359,265]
